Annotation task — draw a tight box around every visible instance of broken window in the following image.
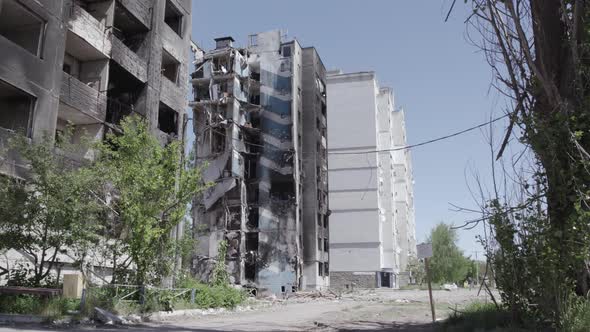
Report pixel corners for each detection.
[0,79,35,137]
[324,262,329,276]
[318,262,324,277]
[158,102,178,135]
[249,94,260,105]
[211,129,225,153]
[269,178,294,201]
[112,1,148,53]
[245,261,256,281]
[281,45,292,57]
[250,113,261,128]
[106,60,145,124]
[317,213,322,227]
[164,0,183,36]
[247,207,259,229]
[0,0,45,57]
[161,49,180,84]
[245,155,258,180]
[245,232,258,251]
[227,206,241,230]
[324,238,329,252]
[248,34,257,47]
[225,233,240,259]
[317,237,322,250]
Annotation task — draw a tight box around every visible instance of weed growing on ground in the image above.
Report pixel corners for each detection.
[561,296,590,332]
[439,302,525,331]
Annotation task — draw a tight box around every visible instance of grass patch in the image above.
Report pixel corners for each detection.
[0,294,79,319]
[439,302,526,331]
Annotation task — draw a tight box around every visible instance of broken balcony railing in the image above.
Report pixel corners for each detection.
[106,97,144,126]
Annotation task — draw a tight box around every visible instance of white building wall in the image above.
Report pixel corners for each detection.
[328,71,415,288]
[327,72,383,275]
[391,109,416,271]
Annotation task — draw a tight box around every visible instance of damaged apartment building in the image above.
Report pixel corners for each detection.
[0,0,191,279]
[190,31,329,295]
[0,0,192,157]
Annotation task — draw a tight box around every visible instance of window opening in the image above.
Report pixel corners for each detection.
[0,0,45,57]
[158,102,178,135]
[164,0,182,36]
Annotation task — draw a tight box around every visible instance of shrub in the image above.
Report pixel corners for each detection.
[192,284,246,309]
[80,286,118,316]
[0,295,43,314]
[561,296,590,332]
[0,295,79,319]
[441,302,521,331]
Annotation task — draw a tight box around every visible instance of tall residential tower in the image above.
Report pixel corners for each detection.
[190,31,329,295]
[327,70,415,289]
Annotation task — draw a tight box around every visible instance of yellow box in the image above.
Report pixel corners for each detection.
[62,274,84,299]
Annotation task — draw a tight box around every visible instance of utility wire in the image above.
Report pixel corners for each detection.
[189,113,509,156]
[328,113,510,156]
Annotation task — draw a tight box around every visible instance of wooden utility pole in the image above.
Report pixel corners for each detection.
[424,257,436,323]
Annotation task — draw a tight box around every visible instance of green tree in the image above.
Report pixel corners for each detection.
[407,256,426,285]
[427,223,470,284]
[95,115,205,286]
[0,131,102,286]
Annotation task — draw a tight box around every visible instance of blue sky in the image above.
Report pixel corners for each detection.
[190,1,508,256]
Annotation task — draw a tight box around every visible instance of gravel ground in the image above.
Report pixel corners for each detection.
[0,288,498,332]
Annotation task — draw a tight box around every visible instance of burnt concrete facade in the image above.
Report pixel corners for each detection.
[301,47,329,290]
[0,0,192,170]
[190,31,329,295]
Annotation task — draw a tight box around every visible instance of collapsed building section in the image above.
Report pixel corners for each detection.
[191,31,329,294]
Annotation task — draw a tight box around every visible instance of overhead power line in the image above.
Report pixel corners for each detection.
[328,113,510,156]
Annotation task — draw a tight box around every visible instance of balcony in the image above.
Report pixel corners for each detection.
[66,4,111,60]
[117,0,151,29]
[111,36,147,83]
[59,72,106,121]
[160,70,185,112]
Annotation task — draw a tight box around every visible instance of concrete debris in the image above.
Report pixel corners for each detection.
[94,307,126,325]
[289,290,340,300]
[442,283,458,291]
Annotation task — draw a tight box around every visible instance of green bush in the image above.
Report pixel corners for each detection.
[192,284,246,309]
[40,298,80,320]
[561,296,590,332]
[80,286,118,316]
[441,302,521,331]
[0,295,79,319]
[0,294,43,314]
[175,273,247,310]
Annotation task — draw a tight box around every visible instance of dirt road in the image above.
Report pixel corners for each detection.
[0,288,496,331]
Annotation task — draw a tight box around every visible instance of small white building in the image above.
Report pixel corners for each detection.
[326,70,415,289]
